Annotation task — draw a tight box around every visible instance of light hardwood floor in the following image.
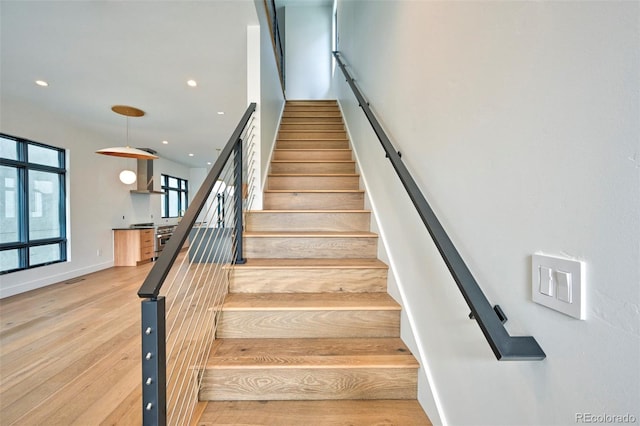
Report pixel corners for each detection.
[0,263,431,426]
[0,265,150,425]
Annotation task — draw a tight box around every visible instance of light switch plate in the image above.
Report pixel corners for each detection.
[532,254,585,319]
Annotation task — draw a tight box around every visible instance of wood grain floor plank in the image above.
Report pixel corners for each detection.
[0,264,151,425]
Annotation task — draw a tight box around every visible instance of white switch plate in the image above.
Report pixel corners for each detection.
[532,254,585,320]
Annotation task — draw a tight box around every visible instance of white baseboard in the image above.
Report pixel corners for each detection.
[0,261,114,299]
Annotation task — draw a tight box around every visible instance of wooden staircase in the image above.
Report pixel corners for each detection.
[196,100,431,425]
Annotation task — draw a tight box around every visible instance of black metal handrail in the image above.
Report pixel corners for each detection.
[138,103,256,299]
[333,51,545,361]
[264,0,285,94]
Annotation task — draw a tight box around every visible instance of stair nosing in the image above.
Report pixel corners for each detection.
[271,160,356,163]
[232,258,387,269]
[264,189,364,193]
[278,130,346,133]
[268,173,359,177]
[207,359,418,369]
[276,138,349,141]
[248,209,370,213]
[274,149,351,151]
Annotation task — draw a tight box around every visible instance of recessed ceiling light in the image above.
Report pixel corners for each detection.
[188,153,194,157]
[217,111,225,115]
[187,80,197,87]
[207,162,212,165]
[35,80,49,87]
[162,140,169,144]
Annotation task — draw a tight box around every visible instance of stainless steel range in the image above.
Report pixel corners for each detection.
[155,225,175,257]
[130,223,176,259]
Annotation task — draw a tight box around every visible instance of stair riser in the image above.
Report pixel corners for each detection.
[286,100,337,106]
[285,106,341,112]
[281,117,343,124]
[273,150,352,161]
[268,176,360,190]
[263,192,364,210]
[246,212,370,232]
[270,162,355,174]
[283,111,342,118]
[276,140,350,150]
[279,123,345,131]
[217,310,400,338]
[244,237,377,259]
[278,131,347,140]
[200,368,416,401]
[230,268,387,293]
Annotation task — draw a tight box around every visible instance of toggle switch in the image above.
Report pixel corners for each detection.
[556,270,572,303]
[539,266,554,296]
[532,254,585,320]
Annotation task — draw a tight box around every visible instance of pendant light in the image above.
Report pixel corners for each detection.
[96,105,159,160]
[119,169,137,184]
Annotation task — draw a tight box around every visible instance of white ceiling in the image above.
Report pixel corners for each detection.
[1,0,259,168]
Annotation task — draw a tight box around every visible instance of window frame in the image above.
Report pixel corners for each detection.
[160,174,188,218]
[0,133,67,274]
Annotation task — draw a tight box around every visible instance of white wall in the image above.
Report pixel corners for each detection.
[333,1,639,425]
[0,98,190,298]
[285,5,332,100]
[247,25,263,210]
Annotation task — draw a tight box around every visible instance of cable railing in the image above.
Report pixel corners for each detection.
[137,103,257,425]
[333,51,545,361]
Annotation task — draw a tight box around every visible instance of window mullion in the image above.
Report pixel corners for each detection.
[19,165,29,269]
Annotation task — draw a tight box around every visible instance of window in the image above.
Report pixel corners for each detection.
[161,174,188,218]
[0,134,67,274]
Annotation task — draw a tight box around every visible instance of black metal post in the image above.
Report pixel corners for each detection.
[233,138,246,264]
[141,297,167,426]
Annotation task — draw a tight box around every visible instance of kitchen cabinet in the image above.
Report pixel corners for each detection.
[113,229,154,266]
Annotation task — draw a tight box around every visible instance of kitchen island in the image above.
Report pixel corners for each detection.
[113,227,154,266]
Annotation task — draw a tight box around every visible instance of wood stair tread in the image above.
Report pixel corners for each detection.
[197,400,431,425]
[276,138,349,141]
[233,258,388,269]
[222,293,400,311]
[244,231,377,237]
[271,160,355,163]
[274,148,351,151]
[278,130,346,133]
[278,123,344,125]
[248,209,370,213]
[207,338,417,368]
[268,173,359,176]
[264,189,364,193]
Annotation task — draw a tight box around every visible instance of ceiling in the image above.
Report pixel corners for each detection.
[1,0,260,168]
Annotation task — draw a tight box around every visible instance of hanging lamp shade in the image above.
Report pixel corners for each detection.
[96,105,158,160]
[96,146,158,159]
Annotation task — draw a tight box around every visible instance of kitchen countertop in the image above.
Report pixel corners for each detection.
[112,227,155,230]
